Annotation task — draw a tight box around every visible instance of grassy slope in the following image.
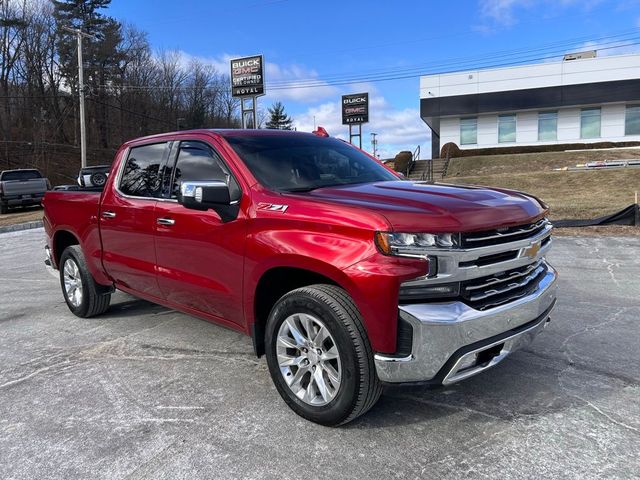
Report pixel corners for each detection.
[445,149,640,220]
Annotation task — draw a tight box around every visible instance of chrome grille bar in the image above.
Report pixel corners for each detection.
[465,260,543,292]
[464,218,549,244]
[465,264,546,302]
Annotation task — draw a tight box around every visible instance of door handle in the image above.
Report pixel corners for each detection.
[157,217,175,226]
[101,211,116,219]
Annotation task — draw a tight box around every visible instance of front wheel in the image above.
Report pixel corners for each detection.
[59,245,111,318]
[265,284,382,426]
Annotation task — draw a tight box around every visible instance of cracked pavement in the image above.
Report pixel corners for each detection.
[0,228,638,479]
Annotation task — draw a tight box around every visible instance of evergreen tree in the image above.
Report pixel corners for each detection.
[53,0,125,147]
[53,0,112,84]
[265,101,293,130]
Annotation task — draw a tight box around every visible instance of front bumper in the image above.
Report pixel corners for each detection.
[374,263,558,384]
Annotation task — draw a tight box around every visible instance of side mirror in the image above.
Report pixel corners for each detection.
[179,181,231,211]
[178,181,239,223]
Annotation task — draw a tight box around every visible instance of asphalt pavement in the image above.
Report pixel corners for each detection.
[0,228,638,480]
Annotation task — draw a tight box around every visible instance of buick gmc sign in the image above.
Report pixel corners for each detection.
[342,93,369,125]
[230,55,265,97]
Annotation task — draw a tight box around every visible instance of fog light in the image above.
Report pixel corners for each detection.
[398,282,460,302]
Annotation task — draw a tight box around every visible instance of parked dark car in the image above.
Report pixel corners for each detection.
[0,169,49,214]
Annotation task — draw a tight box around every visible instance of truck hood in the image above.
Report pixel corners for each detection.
[307,181,546,232]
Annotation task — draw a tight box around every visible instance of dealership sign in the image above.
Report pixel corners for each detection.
[342,93,369,125]
[230,55,265,97]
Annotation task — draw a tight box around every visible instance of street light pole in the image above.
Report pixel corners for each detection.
[62,26,95,169]
[76,31,87,168]
[371,132,378,158]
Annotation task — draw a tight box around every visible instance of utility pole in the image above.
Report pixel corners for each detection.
[62,26,95,169]
[371,132,378,158]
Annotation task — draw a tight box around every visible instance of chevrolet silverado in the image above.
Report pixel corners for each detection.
[43,129,557,426]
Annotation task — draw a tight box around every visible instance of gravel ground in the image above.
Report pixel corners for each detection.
[0,206,43,227]
[0,229,638,480]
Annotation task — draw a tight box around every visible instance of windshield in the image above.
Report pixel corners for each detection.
[223,135,398,192]
[1,170,41,181]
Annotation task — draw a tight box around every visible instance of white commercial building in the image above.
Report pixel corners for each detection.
[420,53,640,158]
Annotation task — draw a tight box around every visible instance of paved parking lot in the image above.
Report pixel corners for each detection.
[1,228,638,479]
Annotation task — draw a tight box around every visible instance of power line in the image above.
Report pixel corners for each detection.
[266,28,640,87]
[266,40,640,91]
[86,96,174,127]
[83,29,640,93]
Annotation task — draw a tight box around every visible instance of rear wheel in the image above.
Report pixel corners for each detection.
[265,284,382,426]
[59,245,111,317]
[0,203,7,214]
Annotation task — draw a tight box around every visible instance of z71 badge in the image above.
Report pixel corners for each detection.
[257,203,288,213]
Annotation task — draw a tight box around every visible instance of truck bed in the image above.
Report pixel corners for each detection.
[42,190,105,282]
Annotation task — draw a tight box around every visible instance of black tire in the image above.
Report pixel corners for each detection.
[59,245,111,318]
[89,172,107,187]
[265,284,382,426]
[0,203,8,214]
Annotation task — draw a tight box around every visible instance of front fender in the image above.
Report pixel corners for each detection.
[243,224,426,353]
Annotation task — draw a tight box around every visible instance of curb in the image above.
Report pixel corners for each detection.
[0,220,43,234]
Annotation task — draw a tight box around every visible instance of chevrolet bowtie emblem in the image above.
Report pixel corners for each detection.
[523,241,541,259]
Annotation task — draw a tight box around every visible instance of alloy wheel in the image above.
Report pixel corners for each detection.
[63,258,83,308]
[276,313,342,406]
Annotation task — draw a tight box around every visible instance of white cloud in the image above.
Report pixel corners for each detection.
[263,63,339,103]
[477,0,604,29]
[170,51,430,157]
[293,91,431,160]
[479,0,523,27]
[575,40,640,57]
[173,50,338,103]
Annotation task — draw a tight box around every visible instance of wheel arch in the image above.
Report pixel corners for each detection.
[250,263,350,357]
[52,229,80,267]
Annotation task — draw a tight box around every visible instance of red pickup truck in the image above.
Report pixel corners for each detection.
[43,129,557,426]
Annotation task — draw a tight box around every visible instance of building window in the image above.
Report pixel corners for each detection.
[626,105,640,136]
[580,108,601,139]
[498,114,516,143]
[538,111,558,141]
[460,117,477,145]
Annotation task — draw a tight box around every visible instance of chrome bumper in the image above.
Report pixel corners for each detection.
[374,263,558,384]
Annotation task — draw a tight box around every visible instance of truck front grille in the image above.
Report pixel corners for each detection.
[461,260,548,310]
[398,217,552,309]
[460,218,549,248]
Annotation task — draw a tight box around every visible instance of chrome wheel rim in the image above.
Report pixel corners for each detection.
[63,258,83,308]
[276,313,342,406]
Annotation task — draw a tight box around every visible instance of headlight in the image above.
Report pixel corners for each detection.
[374,231,457,256]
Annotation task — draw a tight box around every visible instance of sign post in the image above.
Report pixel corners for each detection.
[230,55,265,129]
[341,93,369,149]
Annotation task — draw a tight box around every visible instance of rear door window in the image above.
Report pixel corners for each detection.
[119,143,167,198]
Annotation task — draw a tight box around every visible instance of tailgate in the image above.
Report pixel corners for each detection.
[3,178,48,196]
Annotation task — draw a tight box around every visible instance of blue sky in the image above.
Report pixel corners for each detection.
[108,0,640,158]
